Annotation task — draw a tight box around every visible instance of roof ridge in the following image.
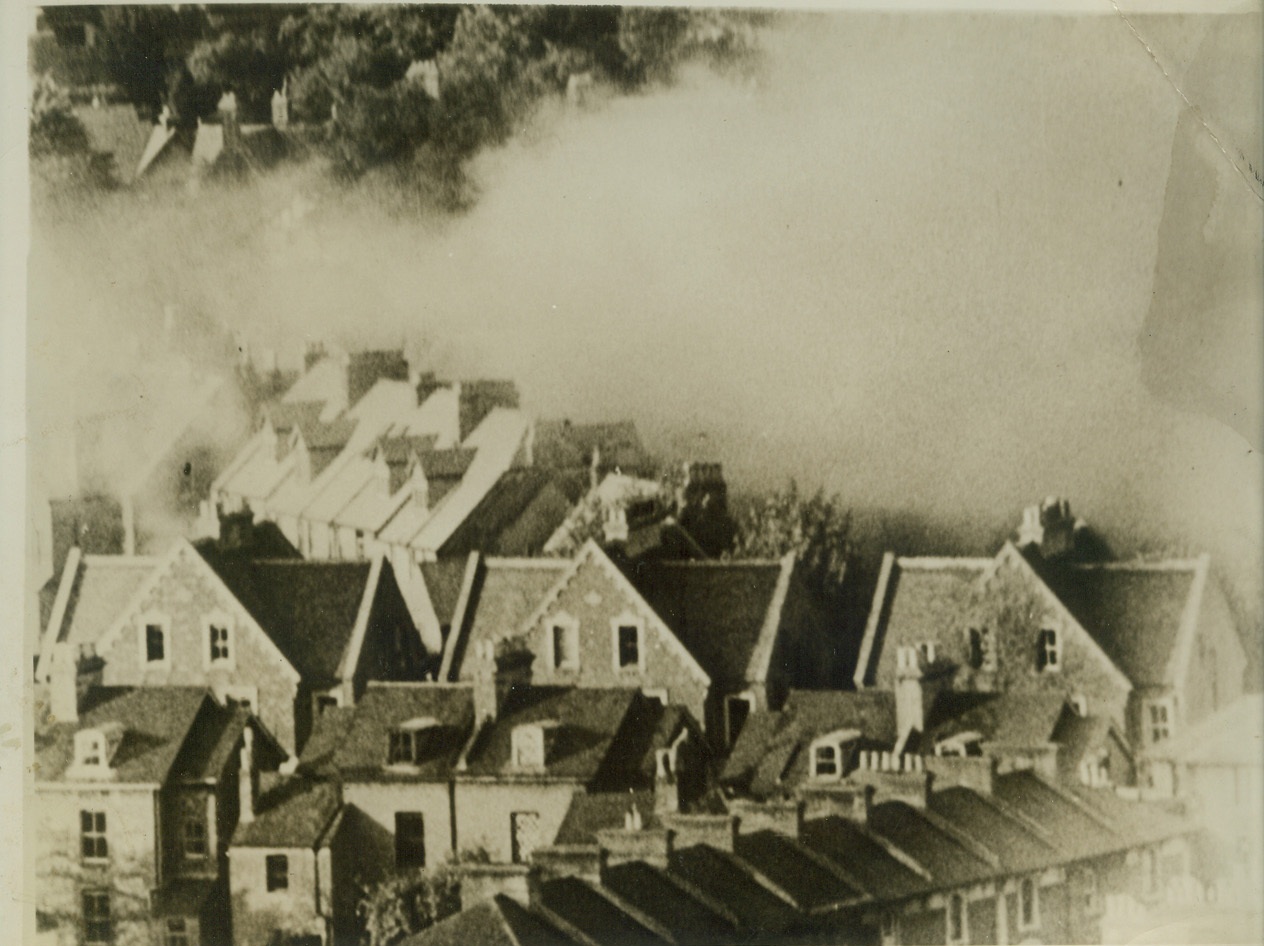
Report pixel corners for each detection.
[894,557,993,569]
[483,557,571,568]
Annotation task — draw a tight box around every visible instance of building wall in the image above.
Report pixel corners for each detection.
[1181,581,1246,729]
[453,781,580,864]
[341,781,454,873]
[229,846,328,946]
[97,544,300,752]
[34,785,158,946]
[515,555,710,728]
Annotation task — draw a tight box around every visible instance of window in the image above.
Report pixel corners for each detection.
[1019,876,1039,929]
[145,622,167,664]
[265,854,289,892]
[164,918,190,946]
[395,813,426,868]
[918,641,937,664]
[77,732,105,769]
[947,892,966,944]
[1148,700,1172,743]
[80,811,108,861]
[813,744,840,779]
[82,889,111,945]
[207,621,232,666]
[725,694,754,748]
[183,816,208,858]
[550,618,578,671]
[966,627,995,672]
[512,725,547,769]
[1037,628,1061,672]
[616,623,641,671]
[389,729,417,765]
[511,811,540,864]
[355,530,366,559]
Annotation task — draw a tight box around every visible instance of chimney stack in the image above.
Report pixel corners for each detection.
[894,646,951,742]
[271,81,289,130]
[472,640,498,724]
[238,727,256,824]
[1016,496,1080,560]
[49,643,80,724]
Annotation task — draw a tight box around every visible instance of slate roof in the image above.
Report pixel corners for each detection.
[233,778,342,848]
[732,830,861,910]
[460,686,641,782]
[722,690,897,798]
[1051,711,1126,776]
[36,687,210,784]
[376,433,440,466]
[536,875,664,946]
[316,684,474,782]
[922,690,1070,748]
[400,894,573,946]
[533,420,652,475]
[630,561,788,688]
[439,468,588,558]
[555,791,659,845]
[44,554,157,653]
[171,701,253,783]
[798,815,926,899]
[296,707,356,778]
[200,556,372,683]
[600,861,739,943]
[668,844,802,933]
[421,558,470,628]
[444,558,570,682]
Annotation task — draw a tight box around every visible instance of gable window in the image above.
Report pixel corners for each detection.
[164,919,190,946]
[205,617,233,668]
[82,889,112,945]
[395,812,425,869]
[355,530,366,559]
[549,616,579,672]
[1147,700,1173,744]
[1036,628,1061,672]
[511,811,541,864]
[1019,876,1039,930]
[966,627,996,672]
[613,619,643,672]
[183,816,208,858]
[80,811,108,861]
[140,615,169,667]
[813,744,840,779]
[388,718,436,766]
[265,854,289,892]
[946,891,967,944]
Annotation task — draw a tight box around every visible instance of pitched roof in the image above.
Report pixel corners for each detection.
[535,875,665,946]
[295,706,355,777]
[555,791,659,845]
[421,558,471,628]
[200,556,373,682]
[439,468,587,558]
[722,690,897,798]
[460,686,641,782]
[318,684,474,781]
[733,830,861,910]
[668,844,802,932]
[629,560,788,688]
[922,690,1070,748]
[533,419,651,474]
[600,860,738,941]
[400,894,574,946]
[443,558,570,682]
[39,552,157,671]
[798,815,927,900]
[35,687,210,784]
[171,701,254,783]
[232,778,342,848]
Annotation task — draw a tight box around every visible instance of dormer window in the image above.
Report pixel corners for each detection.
[77,731,105,769]
[512,723,556,769]
[548,615,579,672]
[1037,628,1061,672]
[809,729,859,780]
[388,717,437,766]
[936,731,984,757]
[611,616,644,673]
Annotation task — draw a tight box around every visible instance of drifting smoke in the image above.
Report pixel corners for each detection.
[28,14,1262,646]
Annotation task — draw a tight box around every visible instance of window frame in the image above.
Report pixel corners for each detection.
[203,612,235,670]
[80,810,108,862]
[547,613,580,673]
[265,853,289,892]
[1037,627,1061,673]
[182,814,208,859]
[511,725,547,770]
[82,888,112,945]
[1019,875,1040,931]
[510,810,541,864]
[138,612,171,670]
[811,742,841,780]
[1146,698,1174,744]
[394,811,426,869]
[611,615,646,674]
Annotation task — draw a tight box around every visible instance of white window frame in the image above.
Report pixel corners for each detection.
[265,853,289,892]
[610,614,646,674]
[1018,875,1040,931]
[137,611,171,670]
[80,809,108,863]
[1146,698,1174,744]
[512,725,547,769]
[946,891,968,945]
[811,741,842,780]
[74,730,107,771]
[546,613,580,673]
[1038,628,1061,673]
[203,612,236,670]
[510,810,541,864]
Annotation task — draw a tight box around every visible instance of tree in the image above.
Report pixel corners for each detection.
[358,848,490,946]
[731,481,852,603]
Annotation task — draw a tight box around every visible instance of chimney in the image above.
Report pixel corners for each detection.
[472,640,498,724]
[49,643,80,724]
[238,727,255,824]
[589,445,602,492]
[654,749,679,818]
[271,81,288,129]
[894,646,951,742]
[1016,496,1080,560]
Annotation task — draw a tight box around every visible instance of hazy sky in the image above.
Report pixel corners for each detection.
[27,12,1263,603]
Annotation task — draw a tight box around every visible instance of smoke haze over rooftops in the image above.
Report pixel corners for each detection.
[28,14,1261,632]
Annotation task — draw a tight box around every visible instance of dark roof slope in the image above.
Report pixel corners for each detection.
[171,701,253,782]
[555,791,658,845]
[537,875,665,946]
[668,845,802,933]
[400,894,574,946]
[923,690,1069,748]
[297,706,356,777]
[733,830,861,910]
[36,687,209,784]
[631,562,783,688]
[799,816,926,900]
[440,468,587,558]
[199,556,371,682]
[233,778,342,848]
[421,558,470,628]
[601,861,739,944]
[323,685,473,781]
[461,687,639,782]
[533,420,652,475]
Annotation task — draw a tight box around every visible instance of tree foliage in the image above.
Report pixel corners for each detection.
[358,848,491,946]
[731,481,852,602]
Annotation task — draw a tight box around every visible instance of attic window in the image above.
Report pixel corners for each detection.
[388,718,437,765]
[549,616,579,672]
[1146,700,1173,744]
[140,615,169,667]
[76,731,106,770]
[1019,876,1040,930]
[1036,628,1061,672]
[205,616,234,668]
[612,618,644,673]
[966,627,995,672]
[511,724,550,769]
[812,744,840,779]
